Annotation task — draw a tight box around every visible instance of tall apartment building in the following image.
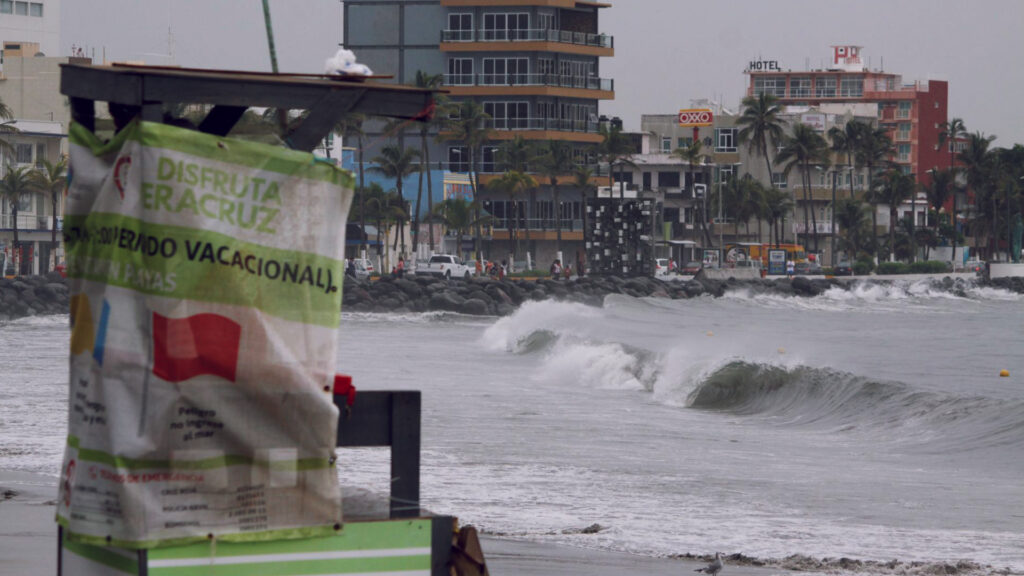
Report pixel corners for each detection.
[343,0,615,264]
[745,45,949,182]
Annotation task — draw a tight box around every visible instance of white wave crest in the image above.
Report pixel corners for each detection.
[482,299,601,352]
[536,339,650,390]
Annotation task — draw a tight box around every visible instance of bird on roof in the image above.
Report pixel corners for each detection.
[695,552,723,576]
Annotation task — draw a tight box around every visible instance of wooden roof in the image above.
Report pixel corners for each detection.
[60,63,439,152]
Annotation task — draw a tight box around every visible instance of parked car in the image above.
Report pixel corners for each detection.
[655,258,670,276]
[417,254,472,279]
[351,258,374,280]
[833,261,853,276]
[680,261,702,275]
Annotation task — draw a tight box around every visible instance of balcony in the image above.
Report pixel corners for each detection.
[443,73,613,99]
[441,28,613,56]
[1,213,57,231]
[483,116,598,134]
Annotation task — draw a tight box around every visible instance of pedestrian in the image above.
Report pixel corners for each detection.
[396,256,405,278]
[499,260,507,280]
[550,259,561,278]
[786,259,795,278]
[346,259,356,278]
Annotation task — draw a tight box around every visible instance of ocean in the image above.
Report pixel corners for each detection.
[2,279,1022,574]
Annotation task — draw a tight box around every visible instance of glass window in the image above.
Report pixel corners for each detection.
[35,143,46,167]
[715,128,737,152]
[661,137,671,153]
[484,101,529,130]
[772,172,788,189]
[897,144,911,162]
[790,77,811,97]
[897,101,912,119]
[15,143,32,164]
[0,1,12,14]
[897,123,911,140]
[29,1,40,16]
[658,171,680,188]
[448,146,468,173]
[14,1,26,15]
[480,146,500,173]
[447,13,473,41]
[753,76,785,97]
[839,76,863,97]
[446,58,473,85]
[815,77,836,98]
[677,137,692,148]
[18,192,32,211]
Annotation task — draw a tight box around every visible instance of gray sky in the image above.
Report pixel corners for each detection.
[62,0,1024,146]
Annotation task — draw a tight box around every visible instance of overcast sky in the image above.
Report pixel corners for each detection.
[62,0,1024,146]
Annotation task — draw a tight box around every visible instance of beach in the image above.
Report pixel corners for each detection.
[0,469,788,576]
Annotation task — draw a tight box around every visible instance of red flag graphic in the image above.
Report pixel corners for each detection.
[152,312,242,383]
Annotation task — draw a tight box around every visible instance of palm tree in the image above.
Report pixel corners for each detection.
[776,123,829,253]
[923,168,957,248]
[488,170,536,259]
[369,145,421,258]
[828,120,866,202]
[832,197,871,260]
[496,136,538,248]
[0,166,34,274]
[736,92,787,193]
[357,182,388,264]
[432,197,489,260]
[876,169,915,262]
[939,118,968,263]
[855,126,895,260]
[410,71,445,255]
[536,140,576,254]
[763,186,793,248]
[597,122,634,197]
[31,158,67,272]
[443,100,492,260]
[958,131,997,258]
[334,112,368,253]
[672,141,712,245]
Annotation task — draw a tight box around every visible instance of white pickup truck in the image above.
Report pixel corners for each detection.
[416,254,473,279]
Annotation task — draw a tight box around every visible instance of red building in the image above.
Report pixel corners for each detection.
[745,45,949,183]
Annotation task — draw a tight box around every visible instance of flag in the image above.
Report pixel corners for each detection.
[152,312,241,383]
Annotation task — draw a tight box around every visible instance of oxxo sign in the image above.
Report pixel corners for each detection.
[748,60,780,71]
[678,108,714,127]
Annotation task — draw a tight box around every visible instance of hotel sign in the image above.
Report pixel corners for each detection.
[748,60,780,71]
[678,108,714,127]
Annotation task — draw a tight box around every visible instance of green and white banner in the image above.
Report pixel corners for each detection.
[58,120,352,547]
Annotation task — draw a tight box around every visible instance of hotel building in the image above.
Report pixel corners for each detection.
[342,0,615,263]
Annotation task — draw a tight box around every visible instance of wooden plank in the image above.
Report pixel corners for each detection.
[431,516,455,576]
[333,391,421,519]
[389,392,421,519]
[60,64,436,122]
[68,97,94,132]
[286,89,364,151]
[197,105,248,136]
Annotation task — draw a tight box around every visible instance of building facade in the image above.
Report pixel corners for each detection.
[745,45,949,181]
[342,0,615,266]
[0,0,71,275]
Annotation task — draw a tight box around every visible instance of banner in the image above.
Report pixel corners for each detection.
[58,120,353,547]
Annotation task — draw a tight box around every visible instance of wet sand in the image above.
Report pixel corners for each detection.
[1,468,790,576]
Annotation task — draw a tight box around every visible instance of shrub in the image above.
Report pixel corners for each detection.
[853,258,874,276]
[908,260,952,274]
[877,262,907,275]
